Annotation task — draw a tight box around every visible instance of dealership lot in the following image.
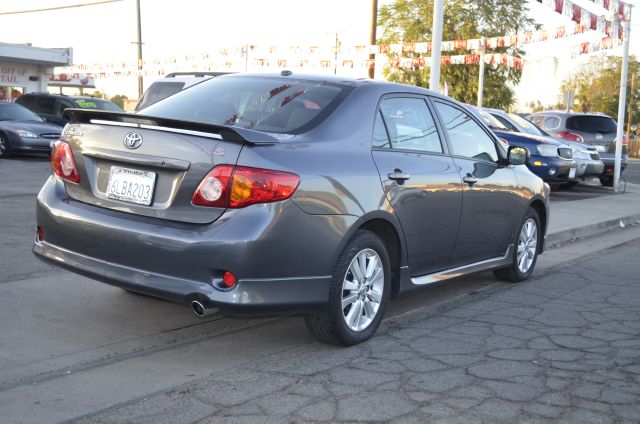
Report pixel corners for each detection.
[1,156,640,422]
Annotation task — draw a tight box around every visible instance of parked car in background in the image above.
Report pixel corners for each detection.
[0,102,62,158]
[16,93,123,127]
[485,108,604,185]
[134,72,230,111]
[528,111,628,186]
[33,72,550,346]
[472,107,576,188]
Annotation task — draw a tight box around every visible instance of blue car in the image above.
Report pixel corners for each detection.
[471,107,577,186]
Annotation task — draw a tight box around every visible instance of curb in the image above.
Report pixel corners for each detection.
[546,213,640,248]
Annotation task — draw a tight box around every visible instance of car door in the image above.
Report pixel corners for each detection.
[431,99,521,266]
[371,96,463,276]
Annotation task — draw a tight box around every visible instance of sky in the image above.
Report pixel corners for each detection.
[0,0,638,105]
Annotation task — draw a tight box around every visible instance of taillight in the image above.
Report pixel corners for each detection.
[192,165,300,208]
[555,132,584,143]
[51,140,80,183]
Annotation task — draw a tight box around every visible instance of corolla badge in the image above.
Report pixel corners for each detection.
[123,132,143,149]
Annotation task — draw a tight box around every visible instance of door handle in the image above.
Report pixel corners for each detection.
[388,172,411,183]
[462,174,478,185]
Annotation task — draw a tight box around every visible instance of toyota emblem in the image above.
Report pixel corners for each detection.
[123,132,143,149]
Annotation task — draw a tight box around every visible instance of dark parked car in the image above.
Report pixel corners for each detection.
[16,93,123,127]
[528,111,628,186]
[484,108,604,184]
[472,107,577,187]
[0,102,61,158]
[33,73,550,345]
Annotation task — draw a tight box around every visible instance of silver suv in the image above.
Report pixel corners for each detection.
[528,111,628,186]
[134,72,230,111]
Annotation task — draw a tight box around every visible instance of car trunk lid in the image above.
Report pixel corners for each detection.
[59,109,278,224]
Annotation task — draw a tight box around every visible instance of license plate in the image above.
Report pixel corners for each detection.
[107,166,156,206]
[569,168,576,179]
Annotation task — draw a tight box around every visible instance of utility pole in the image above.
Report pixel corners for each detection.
[368,0,378,79]
[626,72,635,143]
[429,0,444,92]
[477,36,486,107]
[135,0,143,99]
[614,9,631,193]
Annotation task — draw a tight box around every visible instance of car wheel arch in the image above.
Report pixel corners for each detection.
[334,212,407,299]
[528,198,547,253]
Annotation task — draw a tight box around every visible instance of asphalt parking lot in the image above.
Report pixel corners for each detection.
[1,155,639,423]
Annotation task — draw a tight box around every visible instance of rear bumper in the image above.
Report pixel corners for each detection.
[33,176,353,314]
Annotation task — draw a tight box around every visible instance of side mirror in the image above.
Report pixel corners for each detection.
[508,146,529,166]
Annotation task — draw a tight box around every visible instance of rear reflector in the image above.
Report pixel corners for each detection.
[51,140,80,183]
[36,226,44,242]
[222,271,237,288]
[193,165,300,208]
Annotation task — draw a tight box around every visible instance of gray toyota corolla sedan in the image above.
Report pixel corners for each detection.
[34,72,549,345]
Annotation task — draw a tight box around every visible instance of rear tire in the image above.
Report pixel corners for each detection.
[304,230,390,346]
[599,176,613,187]
[0,134,12,158]
[493,207,541,283]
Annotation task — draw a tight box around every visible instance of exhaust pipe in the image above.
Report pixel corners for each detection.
[191,300,217,317]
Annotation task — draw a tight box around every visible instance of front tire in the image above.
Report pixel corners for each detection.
[304,230,390,346]
[493,207,541,283]
[0,133,12,158]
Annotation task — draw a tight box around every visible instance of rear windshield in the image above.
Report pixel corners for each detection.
[73,98,122,112]
[142,76,353,135]
[136,81,186,111]
[567,116,617,133]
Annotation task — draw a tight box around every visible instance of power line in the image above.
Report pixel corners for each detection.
[0,0,123,16]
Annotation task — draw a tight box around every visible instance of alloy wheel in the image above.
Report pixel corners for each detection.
[340,248,384,332]
[517,218,538,274]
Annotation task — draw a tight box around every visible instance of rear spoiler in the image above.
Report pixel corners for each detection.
[66,109,280,145]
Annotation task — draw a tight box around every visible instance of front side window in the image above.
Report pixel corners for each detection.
[434,101,498,162]
[377,97,442,153]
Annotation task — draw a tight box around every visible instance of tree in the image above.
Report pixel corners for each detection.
[377,0,536,109]
[110,94,129,109]
[561,55,640,125]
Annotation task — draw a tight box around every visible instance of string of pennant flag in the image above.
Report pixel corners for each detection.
[60,19,618,77]
[56,36,620,80]
[534,0,631,23]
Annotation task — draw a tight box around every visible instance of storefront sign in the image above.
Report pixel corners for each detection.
[0,66,29,86]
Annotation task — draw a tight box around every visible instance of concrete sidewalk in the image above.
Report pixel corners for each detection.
[547,182,640,246]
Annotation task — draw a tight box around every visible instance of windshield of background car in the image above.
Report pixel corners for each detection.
[475,108,508,130]
[73,99,122,112]
[566,116,617,133]
[143,76,353,135]
[0,103,43,122]
[507,113,546,136]
[136,81,186,111]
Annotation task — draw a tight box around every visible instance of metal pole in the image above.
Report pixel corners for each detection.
[477,36,486,107]
[614,12,631,192]
[429,0,444,92]
[135,0,143,99]
[244,44,249,72]
[334,32,339,75]
[368,0,378,79]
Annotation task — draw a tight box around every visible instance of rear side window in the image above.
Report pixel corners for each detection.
[376,97,442,153]
[434,101,498,162]
[34,97,56,114]
[531,115,560,130]
[143,76,353,135]
[566,116,617,133]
